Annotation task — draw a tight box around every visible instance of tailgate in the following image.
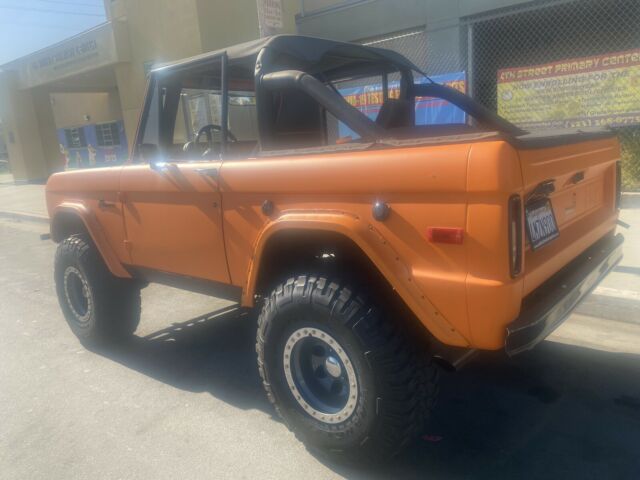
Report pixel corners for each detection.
[517,135,620,295]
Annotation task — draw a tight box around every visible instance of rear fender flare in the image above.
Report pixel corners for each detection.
[244,211,469,347]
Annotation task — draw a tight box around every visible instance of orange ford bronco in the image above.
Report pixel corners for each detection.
[46,35,624,458]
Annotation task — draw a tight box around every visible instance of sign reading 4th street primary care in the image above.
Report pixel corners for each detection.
[497,48,640,130]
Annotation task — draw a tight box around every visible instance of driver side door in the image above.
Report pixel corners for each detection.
[120,161,228,284]
[120,69,231,287]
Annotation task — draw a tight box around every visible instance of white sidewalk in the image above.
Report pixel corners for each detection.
[0,173,48,221]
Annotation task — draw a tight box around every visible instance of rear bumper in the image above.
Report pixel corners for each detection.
[505,233,624,356]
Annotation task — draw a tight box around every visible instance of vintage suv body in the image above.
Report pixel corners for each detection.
[47,35,624,458]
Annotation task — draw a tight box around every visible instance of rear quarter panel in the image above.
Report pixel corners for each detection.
[221,143,476,347]
[465,141,525,349]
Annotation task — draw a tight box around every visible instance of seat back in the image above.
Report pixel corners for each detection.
[375,98,414,129]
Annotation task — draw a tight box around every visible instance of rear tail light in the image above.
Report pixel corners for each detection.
[615,161,622,209]
[508,195,523,277]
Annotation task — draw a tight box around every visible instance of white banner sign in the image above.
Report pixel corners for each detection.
[18,23,119,89]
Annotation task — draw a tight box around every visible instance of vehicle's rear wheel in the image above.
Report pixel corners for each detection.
[256,275,439,460]
[54,234,141,344]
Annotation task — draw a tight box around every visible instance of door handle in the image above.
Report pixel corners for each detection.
[196,167,218,178]
[98,199,117,209]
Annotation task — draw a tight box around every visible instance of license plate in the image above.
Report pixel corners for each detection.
[525,199,559,250]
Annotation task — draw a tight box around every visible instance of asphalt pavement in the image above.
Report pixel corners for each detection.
[0,208,639,479]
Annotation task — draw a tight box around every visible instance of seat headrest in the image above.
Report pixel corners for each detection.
[375,98,414,129]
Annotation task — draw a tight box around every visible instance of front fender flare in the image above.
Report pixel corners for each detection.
[244,211,469,347]
[50,202,131,279]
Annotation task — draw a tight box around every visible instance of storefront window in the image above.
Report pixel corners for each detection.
[64,127,87,149]
[95,122,121,147]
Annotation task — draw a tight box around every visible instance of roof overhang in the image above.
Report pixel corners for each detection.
[2,20,130,90]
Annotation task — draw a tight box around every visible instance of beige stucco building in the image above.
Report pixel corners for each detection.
[0,0,298,182]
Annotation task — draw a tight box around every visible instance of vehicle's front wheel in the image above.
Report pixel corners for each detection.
[54,234,141,344]
[256,275,438,460]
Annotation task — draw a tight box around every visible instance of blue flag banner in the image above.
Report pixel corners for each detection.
[338,71,467,138]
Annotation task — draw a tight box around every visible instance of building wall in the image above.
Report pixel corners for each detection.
[295,0,542,75]
[1,0,300,181]
[107,0,299,147]
[106,0,205,145]
[197,0,298,51]
[31,87,65,174]
[297,0,428,41]
[57,121,128,169]
[297,0,537,36]
[0,122,8,160]
[0,71,51,181]
[51,91,128,168]
[51,91,123,129]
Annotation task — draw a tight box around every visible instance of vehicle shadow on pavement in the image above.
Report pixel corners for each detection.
[323,342,640,479]
[89,311,640,479]
[89,306,273,414]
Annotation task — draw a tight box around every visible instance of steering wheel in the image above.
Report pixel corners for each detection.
[195,124,238,145]
[182,124,238,158]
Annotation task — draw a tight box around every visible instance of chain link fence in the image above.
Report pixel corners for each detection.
[324,29,429,142]
[360,29,429,73]
[350,0,640,190]
[466,0,640,190]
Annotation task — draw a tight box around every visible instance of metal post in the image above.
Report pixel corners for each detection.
[220,53,229,156]
[382,73,389,101]
[466,22,474,126]
[466,22,474,98]
[180,92,192,141]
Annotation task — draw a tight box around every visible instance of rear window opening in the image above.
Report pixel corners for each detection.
[256,70,503,156]
[329,73,471,143]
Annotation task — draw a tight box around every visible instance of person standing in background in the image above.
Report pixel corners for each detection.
[59,144,70,170]
[87,144,97,167]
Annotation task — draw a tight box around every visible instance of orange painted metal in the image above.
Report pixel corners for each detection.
[119,162,230,284]
[46,166,131,278]
[518,138,620,296]
[221,142,472,346]
[45,136,620,351]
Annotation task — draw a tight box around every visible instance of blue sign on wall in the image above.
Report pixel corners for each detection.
[57,120,128,170]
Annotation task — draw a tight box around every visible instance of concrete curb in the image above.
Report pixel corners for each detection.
[0,211,49,224]
[621,192,640,209]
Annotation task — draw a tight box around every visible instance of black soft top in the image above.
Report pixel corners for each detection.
[151,34,423,81]
[149,35,616,147]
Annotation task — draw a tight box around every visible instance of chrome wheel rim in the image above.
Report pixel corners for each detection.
[283,327,358,424]
[63,266,92,323]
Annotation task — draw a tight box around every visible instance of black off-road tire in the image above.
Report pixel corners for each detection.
[256,275,439,460]
[54,234,141,344]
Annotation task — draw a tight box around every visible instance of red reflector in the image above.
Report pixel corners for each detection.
[427,227,464,244]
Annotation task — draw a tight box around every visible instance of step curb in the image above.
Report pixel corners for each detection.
[621,192,640,209]
[0,210,49,224]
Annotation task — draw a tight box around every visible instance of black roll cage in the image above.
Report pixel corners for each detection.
[134,46,527,163]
